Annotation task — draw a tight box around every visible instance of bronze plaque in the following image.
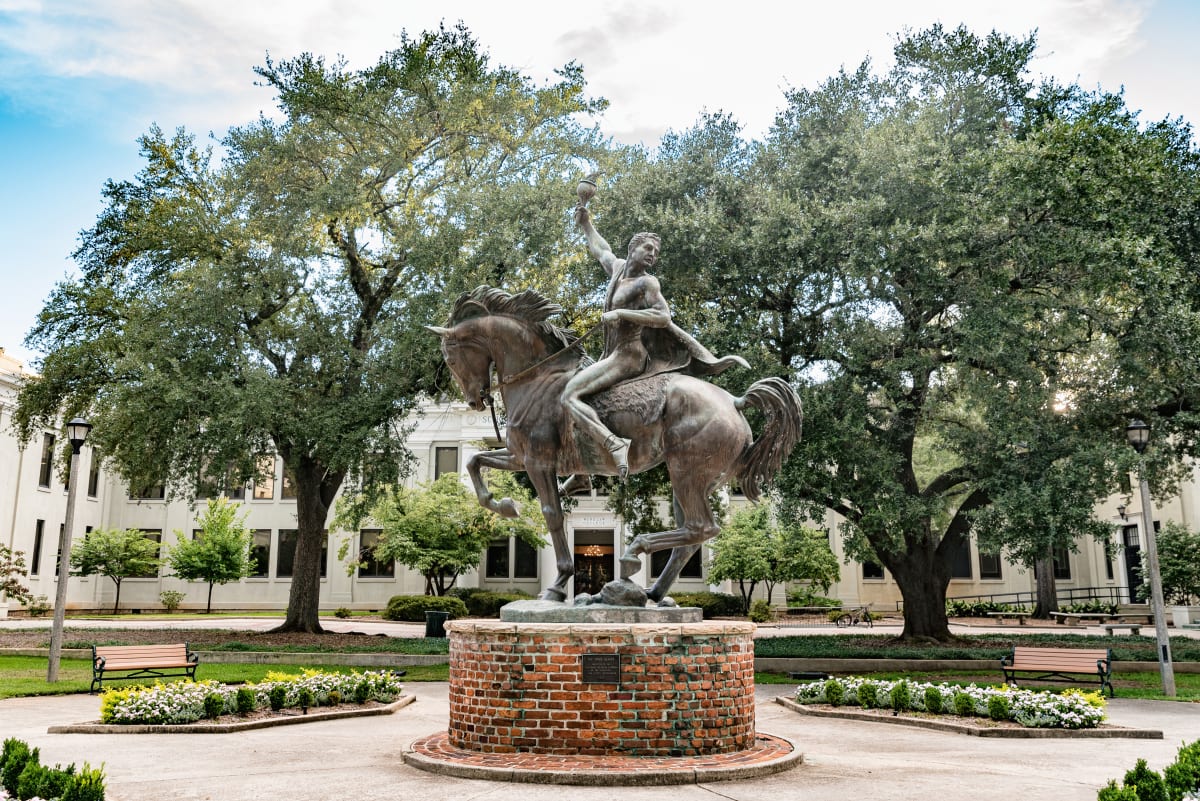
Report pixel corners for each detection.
[580,653,621,684]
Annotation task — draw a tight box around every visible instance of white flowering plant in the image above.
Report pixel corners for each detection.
[99,669,404,725]
[794,676,1107,729]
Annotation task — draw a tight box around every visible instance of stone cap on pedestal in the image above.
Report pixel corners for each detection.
[497,599,703,624]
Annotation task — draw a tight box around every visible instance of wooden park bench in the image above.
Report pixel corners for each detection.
[91,643,199,693]
[1000,646,1114,697]
[985,611,1031,625]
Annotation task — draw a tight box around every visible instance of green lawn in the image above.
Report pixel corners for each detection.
[0,656,447,699]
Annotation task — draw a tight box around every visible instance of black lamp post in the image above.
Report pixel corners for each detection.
[47,418,91,682]
[1125,419,1175,697]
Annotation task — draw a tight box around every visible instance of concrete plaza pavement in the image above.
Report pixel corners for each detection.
[2,681,1197,801]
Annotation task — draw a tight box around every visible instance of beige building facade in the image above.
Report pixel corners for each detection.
[0,349,1171,614]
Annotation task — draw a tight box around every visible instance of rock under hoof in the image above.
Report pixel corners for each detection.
[599,579,649,607]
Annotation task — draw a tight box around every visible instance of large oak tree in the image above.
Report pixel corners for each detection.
[17,25,606,632]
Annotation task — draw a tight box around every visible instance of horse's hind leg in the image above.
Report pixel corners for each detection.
[620,479,719,600]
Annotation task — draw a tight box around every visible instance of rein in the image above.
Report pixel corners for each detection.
[479,319,602,442]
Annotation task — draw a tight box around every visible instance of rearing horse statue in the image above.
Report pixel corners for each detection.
[426,286,802,605]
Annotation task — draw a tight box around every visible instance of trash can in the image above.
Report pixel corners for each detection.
[424,610,451,638]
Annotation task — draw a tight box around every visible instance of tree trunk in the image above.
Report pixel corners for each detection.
[112,577,122,615]
[1033,552,1058,618]
[890,549,953,641]
[274,456,344,633]
[206,582,215,614]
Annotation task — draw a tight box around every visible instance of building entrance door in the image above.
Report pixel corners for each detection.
[573,529,615,596]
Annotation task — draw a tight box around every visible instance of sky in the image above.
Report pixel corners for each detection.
[1,0,1197,368]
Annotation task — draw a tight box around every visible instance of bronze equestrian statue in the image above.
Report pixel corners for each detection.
[425,183,802,606]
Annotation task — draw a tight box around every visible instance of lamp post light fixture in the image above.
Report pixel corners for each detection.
[1125,418,1176,697]
[46,417,91,682]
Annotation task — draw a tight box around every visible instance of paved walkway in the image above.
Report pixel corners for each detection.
[2,683,1196,801]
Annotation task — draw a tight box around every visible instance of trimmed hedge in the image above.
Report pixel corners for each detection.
[1,737,105,801]
[462,590,533,617]
[670,591,742,619]
[383,594,468,622]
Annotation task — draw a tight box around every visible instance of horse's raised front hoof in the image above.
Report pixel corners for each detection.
[495,497,519,518]
[538,587,567,603]
[619,555,641,580]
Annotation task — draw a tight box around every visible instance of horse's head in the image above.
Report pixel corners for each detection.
[425,319,493,411]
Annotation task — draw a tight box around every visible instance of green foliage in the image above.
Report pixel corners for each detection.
[1,738,35,795]
[824,678,844,707]
[1,739,104,801]
[24,595,50,617]
[987,693,1010,721]
[333,607,353,619]
[70,528,161,613]
[785,589,842,607]
[0,545,33,606]
[924,686,944,714]
[670,592,743,619]
[748,599,773,623]
[384,594,468,622]
[166,498,254,613]
[1163,740,1200,801]
[953,691,975,717]
[158,590,185,612]
[235,687,256,714]
[1120,759,1168,801]
[707,506,839,613]
[15,23,605,633]
[946,600,1029,617]
[1064,601,1119,615]
[890,680,911,712]
[353,681,371,704]
[297,687,315,709]
[268,685,287,712]
[1144,523,1200,605]
[203,693,225,720]
[347,473,545,596]
[461,590,533,618]
[1098,781,1142,801]
[858,683,878,709]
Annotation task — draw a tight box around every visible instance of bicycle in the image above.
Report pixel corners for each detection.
[834,605,873,628]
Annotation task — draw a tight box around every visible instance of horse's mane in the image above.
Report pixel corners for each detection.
[447,285,590,361]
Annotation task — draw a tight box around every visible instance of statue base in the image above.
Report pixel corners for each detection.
[446,619,756,756]
[499,599,702,624]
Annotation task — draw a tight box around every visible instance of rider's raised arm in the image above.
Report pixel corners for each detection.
[574,206,619,277]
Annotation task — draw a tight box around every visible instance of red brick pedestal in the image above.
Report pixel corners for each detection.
[446,620,756,757]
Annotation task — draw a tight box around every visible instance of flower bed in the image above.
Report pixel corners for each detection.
[99,669,403,725]
[794,677,1106,729]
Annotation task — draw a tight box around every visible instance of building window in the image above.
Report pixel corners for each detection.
[252,456,276,500]
[1052,546,1072,580]
[485,540,509,579]
[650,548,703,579]
[357,529,394,578]
[86,449,101,497]
[514,539,538,578]
[862,561,884,580]
[276,529,327,578]
[131,483,166,500]
[978,551,1002,580]
[30,520,44,576]
[249,529,271,578]
[38,433,54,488]
[949,538,972,579]
[132,531,161,578]
[1119,473,1133,494]
[434,447,458,478]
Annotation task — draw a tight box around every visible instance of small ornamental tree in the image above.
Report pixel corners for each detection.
[1142,522,1200,606]
[707,505,840,613]
[345,472,545,596]
[166,497,254,612]
[0,545,33,606]
[70,528,161,613]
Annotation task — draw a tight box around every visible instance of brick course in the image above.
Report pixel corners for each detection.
[446,621,756,757]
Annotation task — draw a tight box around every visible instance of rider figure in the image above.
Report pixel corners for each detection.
[565,204,748,480]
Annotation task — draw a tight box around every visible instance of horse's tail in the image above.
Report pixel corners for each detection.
[733,377,802,502]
